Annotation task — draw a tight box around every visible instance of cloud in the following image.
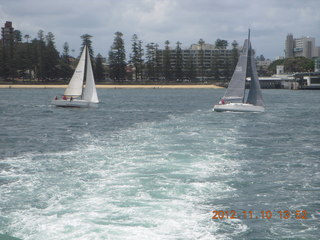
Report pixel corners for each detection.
[0,0,319,59]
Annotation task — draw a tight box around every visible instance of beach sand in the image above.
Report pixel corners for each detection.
[0,84,224,89]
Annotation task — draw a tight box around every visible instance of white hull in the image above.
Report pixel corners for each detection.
[213,103,264,112]
[51,99,98,108]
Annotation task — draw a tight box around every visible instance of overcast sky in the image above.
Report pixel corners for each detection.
[1,0,319,60]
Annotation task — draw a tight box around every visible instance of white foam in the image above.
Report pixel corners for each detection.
[1,110,247,239]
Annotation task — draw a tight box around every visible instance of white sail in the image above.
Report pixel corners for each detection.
[51,44,99,107]
[64,46,87,96]
[82,47,99,103]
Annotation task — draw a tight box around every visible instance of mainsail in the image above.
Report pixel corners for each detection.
[222,39,249,103]
[64,46,87,96]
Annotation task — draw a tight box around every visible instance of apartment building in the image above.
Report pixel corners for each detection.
[1,21,14,48]
[285,34,319,59]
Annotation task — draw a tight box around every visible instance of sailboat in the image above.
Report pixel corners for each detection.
[51,45,99,107]
[213,30,264,112]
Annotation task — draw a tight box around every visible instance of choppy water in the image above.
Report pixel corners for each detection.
[0,88,319,240]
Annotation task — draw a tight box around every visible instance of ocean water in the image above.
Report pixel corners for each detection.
[0,88,319,240]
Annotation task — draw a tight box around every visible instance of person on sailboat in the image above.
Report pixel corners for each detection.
[62,95,67,100]
[219,99,225,105]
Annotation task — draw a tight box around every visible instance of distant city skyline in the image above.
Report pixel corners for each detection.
[1,0,319,60]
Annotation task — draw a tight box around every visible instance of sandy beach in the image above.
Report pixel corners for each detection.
[0,84,224,89]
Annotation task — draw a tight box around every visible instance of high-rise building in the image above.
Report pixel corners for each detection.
[156,43,235,80]
[285,34,318,59]
[285,34,294,58]
[1,21,14,47]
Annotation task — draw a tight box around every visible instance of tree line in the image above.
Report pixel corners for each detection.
[108,32,241,83]
[1,27,315,83]
[0,30,105,83]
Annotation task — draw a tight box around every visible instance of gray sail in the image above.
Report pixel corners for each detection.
[246,42,264,106]
[222,39,249,102]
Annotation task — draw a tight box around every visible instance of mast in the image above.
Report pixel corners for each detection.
[80,45,88,99]
[242,29,251,103]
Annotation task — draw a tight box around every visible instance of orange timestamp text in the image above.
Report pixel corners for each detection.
[212,210,308,220]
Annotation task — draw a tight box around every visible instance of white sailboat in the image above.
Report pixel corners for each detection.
[51,45,99,107]
[213,30,264,112]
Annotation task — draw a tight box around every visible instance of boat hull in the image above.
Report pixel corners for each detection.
[51,99,98,108]
[213,103,264,112]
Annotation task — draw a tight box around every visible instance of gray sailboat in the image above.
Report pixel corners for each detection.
[213,30,264,112]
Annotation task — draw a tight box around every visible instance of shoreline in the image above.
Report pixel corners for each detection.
[0,84,224,89]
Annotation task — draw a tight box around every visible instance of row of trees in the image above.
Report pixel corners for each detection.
[1,27,315,83]
[0,26,240,83]
[108,32,241,83]
[0,30,105,82]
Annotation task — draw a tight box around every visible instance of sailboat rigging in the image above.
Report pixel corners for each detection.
[213,30,264,112]
[51,45,99,107]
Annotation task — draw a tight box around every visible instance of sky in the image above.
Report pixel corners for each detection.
[0,0,319,60]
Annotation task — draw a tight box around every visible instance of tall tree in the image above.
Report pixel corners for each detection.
[13,30,22,43]
[95,53,105,81]
[130,34,144,81]
[59,42,73,80]
[62,42,70,62]
[80,34,94,58]
[175,41,183,81]
[108,32,126,82]
[34,30,46,81]
[198,39,205,80]
[231,40,239,72]
[215,39,228,49]
[44,32,60,80]
[154,44,161,80]
[145,42,156,80]
[163,40,172,81]
[23,34,32,79]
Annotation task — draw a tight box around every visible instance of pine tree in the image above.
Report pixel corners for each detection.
[44,32,60,80]
[95,53,105,81]
[131,34,144,81]
[175,41,183,81]
[108,32,126,82]
[62,42,70,62]
[80,34,94,58]
[231,40,239,73]
[198,39,205,81]
[163,40,172,81]
[59,42,73,80]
